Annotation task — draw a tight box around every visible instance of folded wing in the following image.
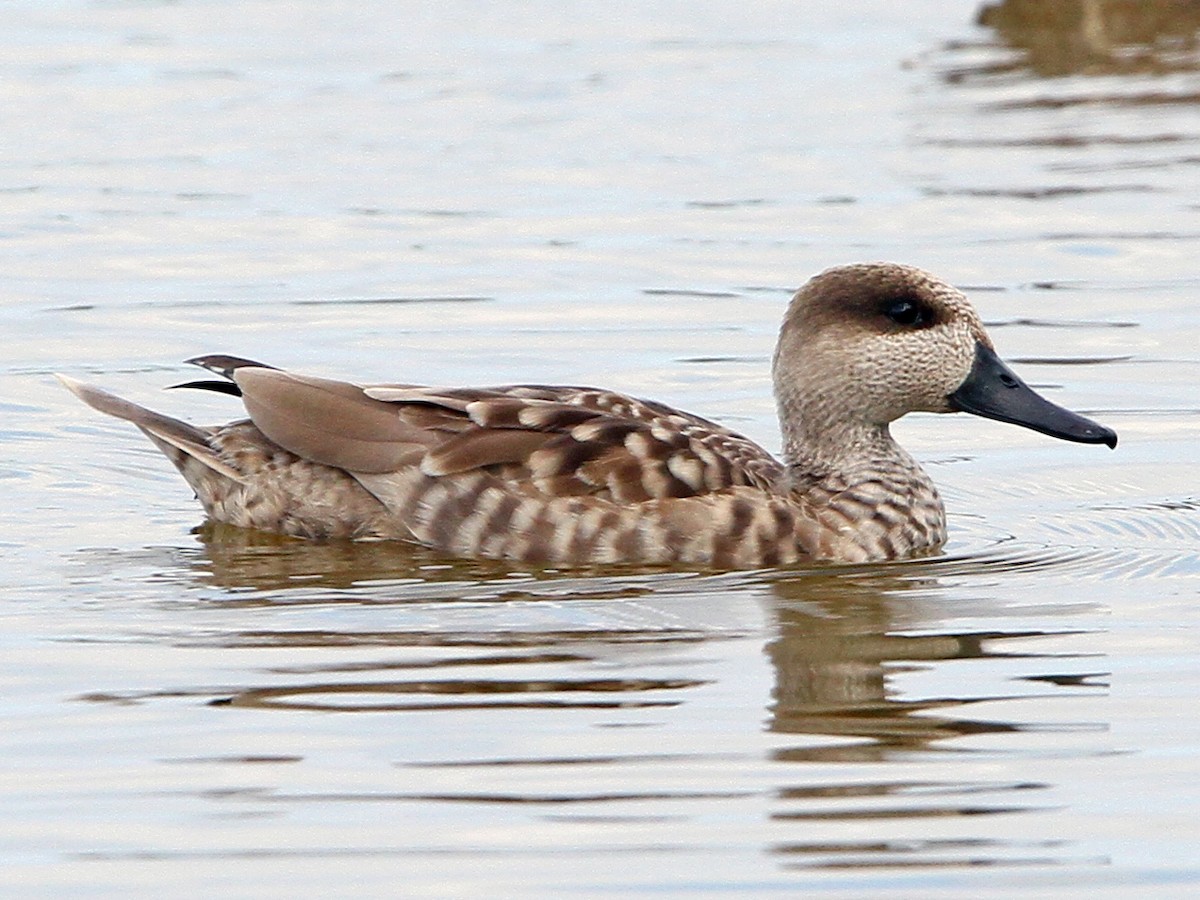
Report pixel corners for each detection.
[228,367,784,502]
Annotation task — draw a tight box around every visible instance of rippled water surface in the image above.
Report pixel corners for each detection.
[4,1,1200,896]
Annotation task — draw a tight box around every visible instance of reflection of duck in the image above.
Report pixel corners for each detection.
[978,0,1200,77]
[760,565,1105,869]
[174,528,1070,744]
[191,522,516,593]
[765,565,1046,759]
[60,263,1114,568]
[183,544,1075,761]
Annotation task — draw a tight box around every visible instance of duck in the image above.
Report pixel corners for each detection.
[58,262,1117,568]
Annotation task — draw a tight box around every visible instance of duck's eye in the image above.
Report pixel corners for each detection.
[883,296,932,327]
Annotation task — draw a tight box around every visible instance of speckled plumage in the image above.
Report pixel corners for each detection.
[59,262,1116,568]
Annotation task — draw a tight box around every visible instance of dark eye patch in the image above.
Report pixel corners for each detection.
[882,294,934,328]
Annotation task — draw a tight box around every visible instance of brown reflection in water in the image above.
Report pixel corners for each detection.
[773,835,1072,871]
[976,0,1200,78]
[98,527,1099,752]
[81,652,711,712]
[192,523,530,593]
[78,524,722,713]
[763,569,1077,762]
[212,677,704,713]
[761,568,1104,870]
[80,528,1110,869]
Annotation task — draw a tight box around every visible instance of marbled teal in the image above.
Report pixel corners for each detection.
[59,263,1117,568]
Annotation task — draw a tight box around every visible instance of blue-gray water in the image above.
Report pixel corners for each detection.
[4,1,1200,896]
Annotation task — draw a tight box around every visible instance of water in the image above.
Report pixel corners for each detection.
[4,1,1200,896]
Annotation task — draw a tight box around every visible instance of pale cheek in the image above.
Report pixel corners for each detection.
[848,342,929,420]
[897,326,977,413]
[940,326,979,394]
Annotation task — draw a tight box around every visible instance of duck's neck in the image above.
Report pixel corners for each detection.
[779,416,947,560]
[779,416,904,482]
[773,377,939,495]
[778,414,940,512]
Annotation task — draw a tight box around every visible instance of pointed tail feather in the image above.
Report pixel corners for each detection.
[57,375,245,483]
[186,354,277,381]
[167,355,280,397]
[170,379,244,397]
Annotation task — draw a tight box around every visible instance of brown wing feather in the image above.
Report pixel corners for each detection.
[232,371,782,502]
[370,383,785,501]
[233,369,436,474]
[421,428,552,476]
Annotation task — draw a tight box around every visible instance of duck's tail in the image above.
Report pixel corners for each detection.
[57,375,245,483]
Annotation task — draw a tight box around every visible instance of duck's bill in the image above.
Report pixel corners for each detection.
[948,342,1118,448]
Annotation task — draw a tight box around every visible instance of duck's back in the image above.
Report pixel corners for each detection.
[230,371,802,565]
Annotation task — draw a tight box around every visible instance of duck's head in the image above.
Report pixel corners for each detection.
[773,262,1117,452]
